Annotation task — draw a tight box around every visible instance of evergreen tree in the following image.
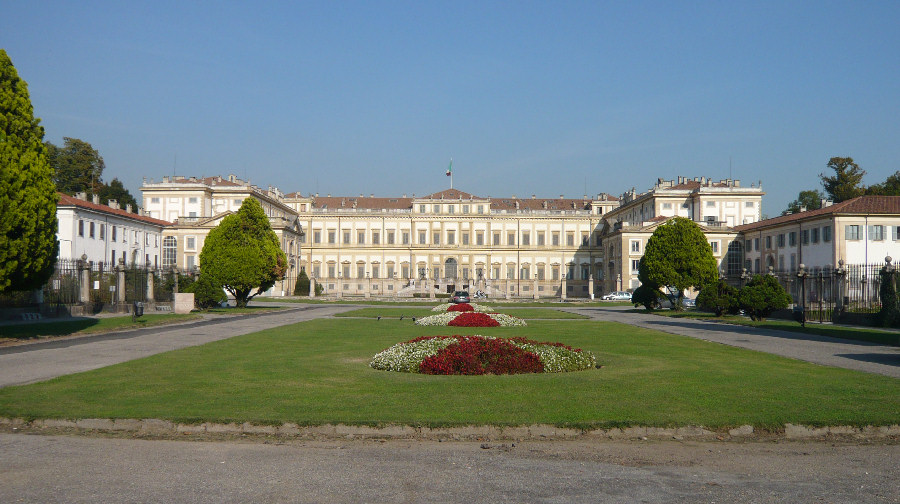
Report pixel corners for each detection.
[294,269,310,296]
[639,217,719,309]
[877,264,900,327]
[820,157,866,202]
[46,137,105,195]
[199,198,286,307]
[782,189,824,215]
[0,49,58,292]
[696,279,739,316]
[738,274,792,321]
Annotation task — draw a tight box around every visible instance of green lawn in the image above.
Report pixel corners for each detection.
[335,307,587,319]
[0,318,897,430]
[0,313,202,340]
[643,309,900,346]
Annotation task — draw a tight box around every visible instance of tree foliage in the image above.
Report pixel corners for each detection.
[97,177,138,210]
[638,217,718,309]
[294,269,310,296]
[199,198,286,307]
[820,157,866,203]
[782,189,824,215]
[46,137,105,194]
[631,284,663,311]
[696,280,739,316]
[0,49,58,293]
[738,274,792,321]
[866,171,900,197]
[185,273,227,309]
[877,266,900,328]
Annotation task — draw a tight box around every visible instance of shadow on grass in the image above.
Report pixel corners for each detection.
[2,318,101,340]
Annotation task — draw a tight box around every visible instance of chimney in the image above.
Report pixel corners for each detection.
[821,199,833,208]
[370,193,374,198]
[125,204,133,213]
[108,199,119,210]
[531,194,536,199]
[91,194,99,205]
[559,194,564,199]
[75,192,87,200]
[799,206,807,213]
[162,176,169,183]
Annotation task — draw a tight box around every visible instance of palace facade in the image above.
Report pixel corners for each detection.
[140,174,767,299]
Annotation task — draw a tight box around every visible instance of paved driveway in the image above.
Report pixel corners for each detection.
[567,305,900,378]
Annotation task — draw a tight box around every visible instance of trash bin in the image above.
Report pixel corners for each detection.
[133,301,144,318]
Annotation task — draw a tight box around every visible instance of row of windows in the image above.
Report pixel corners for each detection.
[77,220,159,247]
[745,226,834,251]
[310,263,595,281]
[310,229,600,247]
[846,225,900,241]
[417,204,486,215]
[106,250,159,268]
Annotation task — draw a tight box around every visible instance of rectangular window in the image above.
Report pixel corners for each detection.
[343,231,351,244]
[790,254,796,271]
[419,204,426,213]
[402,232,409,245]
[433,232,440,245]
[387,265,394,278]
[110,250,116,266]
[566,233,574,247]
[151,197,160,204]
[823,226,832,242]
[99,224,105,240]
[551,266,559,281]
[706,201,716,207]
[186,255,195,270]
[745,239,752,250]
[434,267,440,279]
[811,228,819,244]
[765,236,772,249]
[507,266,515,279]
[745,201,754,208]
[112,226,117,242]
[477,205,484,214]
[507,232,515,246]
[789,232,797,246]
[493,233,500,246]
[631,259,641,271]
[447,231,455,245]
[358,231,365,244]
[372,232,379,245]
[448,205,454,214]
[537,232,545,246]
[234,199,242,206]
[89,222,95,238]
[846,225,861,240]
[631,240,640,253]
[387,231,394,245]
[372,265,379,279]
[581,233,589,246]
[462,233,469,245]
[709,241,719,253]
[401,265,409,279]
[419,232,426,245]
[188,197,198,204]
[462,205,469,214]
[869,225,884,241]
[522,232,530,246]
[186,237,196,250]
[777,234,785,247]
[343,265,351,278]
[433,205,440,214]
[328,265,336,278]
[801,229,810,244]
[314,231,321,244]
[357,265,365,279]
[328,231,336,244]
[662,202,672,210]
[552,232,560,246]
[476,232,484,245]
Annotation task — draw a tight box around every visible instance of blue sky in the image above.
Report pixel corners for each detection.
[3,1,899,216]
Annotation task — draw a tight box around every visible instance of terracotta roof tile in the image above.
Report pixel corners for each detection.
[57,193,172,227]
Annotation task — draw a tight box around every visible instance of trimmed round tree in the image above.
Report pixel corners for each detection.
[696,279,739,316]
[0,49,58,293]
[199,198,287,307]
[639,217,718,309]
[738,274,792,321]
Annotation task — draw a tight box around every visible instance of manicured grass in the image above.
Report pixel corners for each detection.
[255,297,627,308]
[0,318,897,429]
[0,313,202,340]
[643,309,900,346]
[204,305,285,315]
[335,307,587,319]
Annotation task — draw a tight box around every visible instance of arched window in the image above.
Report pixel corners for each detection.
[162,237,177,269]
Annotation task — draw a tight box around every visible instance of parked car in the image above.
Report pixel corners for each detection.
[451,291,470,304]
[601,291,632,301]
[682,297,696,308]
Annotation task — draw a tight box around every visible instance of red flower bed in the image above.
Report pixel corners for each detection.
[448,311,500,327]
[419,336,544,375]
[447,303,475,312]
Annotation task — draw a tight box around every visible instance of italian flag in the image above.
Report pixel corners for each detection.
[446,159,452,176]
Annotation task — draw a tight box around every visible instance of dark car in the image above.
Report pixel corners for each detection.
[451,291,470,304]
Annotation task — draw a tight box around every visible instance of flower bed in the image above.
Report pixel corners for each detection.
[415,311,526,327]
[370,335,597,375]
[431,302,495,313]
[447,303,475,312]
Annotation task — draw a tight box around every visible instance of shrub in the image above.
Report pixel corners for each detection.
[448,312,500,327]
[739,274,792,321]
[696,280,739,316]
[447,303,474,312]
[293,270,310,296]
[419,337,544,375]
[185,274,227,309]
[877,266,900,327]
[632,284,662,310]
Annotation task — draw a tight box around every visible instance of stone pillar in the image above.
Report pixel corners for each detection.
[428,279,435,299]
[116,260,127,305]
[533,278,539,300]
[309,277,316,298]
[505,279,511,300]
[365,277,371,299]
[337,277,343,298]
[588,274,595,300]
[146,271,155,303]
[560,277,567,300]
[78,256,91,304]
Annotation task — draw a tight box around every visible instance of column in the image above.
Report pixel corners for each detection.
[116,260,126,305]
[309,277,316,298]
[146,271,155,303]
[365,277,371,299]
[560,277,567,300]
[588,274,595,300]
[532,277,539,300]
[78,256,91,304]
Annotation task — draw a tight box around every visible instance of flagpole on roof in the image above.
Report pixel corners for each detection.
[446,158,453,189]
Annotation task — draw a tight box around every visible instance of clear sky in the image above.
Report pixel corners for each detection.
[3,1,898,216]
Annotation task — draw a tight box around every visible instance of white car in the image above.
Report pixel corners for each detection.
[601,291,632,301]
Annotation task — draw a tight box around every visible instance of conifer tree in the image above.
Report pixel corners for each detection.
[0,49,58,292]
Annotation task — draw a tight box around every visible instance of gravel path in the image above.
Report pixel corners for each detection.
[566,305,900,378]
[0,304,353,388]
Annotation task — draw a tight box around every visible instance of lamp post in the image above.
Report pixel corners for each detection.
[740,268,750,289]
[795,263,808,327]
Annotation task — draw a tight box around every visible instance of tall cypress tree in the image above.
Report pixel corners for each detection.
[0,49,58,292]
